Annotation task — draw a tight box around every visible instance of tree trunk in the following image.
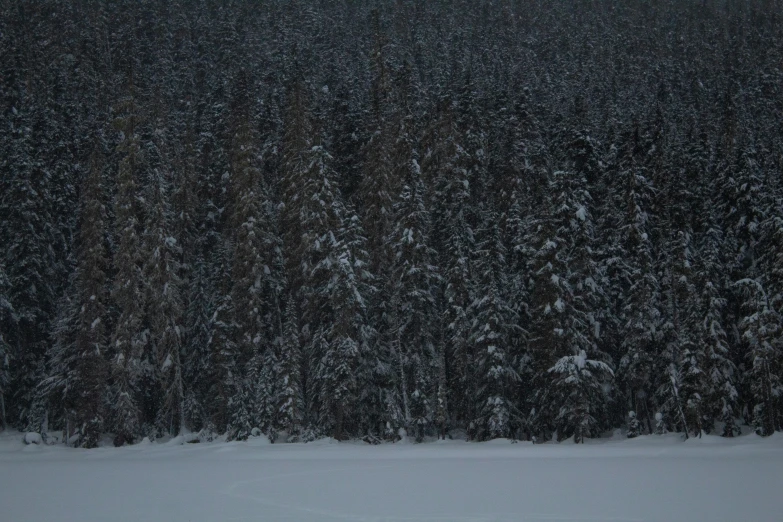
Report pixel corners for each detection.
[334,402,344,441]
[643,398,653,435]
[394,330,410,428]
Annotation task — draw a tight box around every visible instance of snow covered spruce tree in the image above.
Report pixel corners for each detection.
[387,148,440,441]
[226,71,284,440]
[280,79,319,436]
[356,67,416,439]
[181,254,216,435]
[142,158,186,437]
[60,149,110,448]
[700,278,740,436]
[468,211,521,440]
[608,125,662,435]
[655,230,699,438]
[547,350,614,444]
[313,166,373,441]
[108,90,146,446]
[0,265,13,431]
[208,232,242,436]
[657,114,715,438]
[736,280,782,436]
[185,117,236,438]
[504,95,547,440]
[696,178,741,436]
[281,82,373,440]
[276,299,304,440]
[423,98,476,435]
[0,103,67,431]
[528,163,611,442]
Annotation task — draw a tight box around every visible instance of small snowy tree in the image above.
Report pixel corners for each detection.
[409,363,431,443]
[181,255,214,433]
[226,379,255,441]
[679,342,706,437]
[545,350,614,443]
[276,299,303,441]
[654,412,666,435]
[655,361,688,438]
[435,338,449,440]
[627,411,641,438]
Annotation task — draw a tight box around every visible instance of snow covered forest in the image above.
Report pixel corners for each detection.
[1,0,782,448]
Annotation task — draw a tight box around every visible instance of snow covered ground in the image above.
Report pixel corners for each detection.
[2,431,782,522]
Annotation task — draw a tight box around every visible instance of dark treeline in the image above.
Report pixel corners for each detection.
[1,0,782,447]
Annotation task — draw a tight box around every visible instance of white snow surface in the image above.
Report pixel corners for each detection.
[1,431,782,522]
[22,432,42,445]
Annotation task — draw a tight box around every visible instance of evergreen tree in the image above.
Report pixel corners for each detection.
[281,85,374,439]
[408,363,431,443]
[280,80,321,434]
[675,233,706,438]
[679,341,707,438]
[227,80,282,437]
[611,127,662,434]
[41,285,77,441]
[387,155,440,440]
[143,164,186,436]
[700,278,740,436]
[276,299,304,440]
[656,230,699,437]
[315,186,372,440]
[468,211,520,440]
[210,240,241,435]
[226,379,255,442]
[736,280,782,436]
[60,149,110,448]
[0,264,13,430]
[424,100,475,433]
[505,121,545,440]
[545,350,614,443]
[528,168,607,440]
[434,334,449,440]
[0,103,64,430]
[182,254,215,433]
[109,94,146,446]
[697,205,740,436]
[627,411,641,438]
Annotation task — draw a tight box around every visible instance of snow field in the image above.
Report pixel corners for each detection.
[1,432,782,522]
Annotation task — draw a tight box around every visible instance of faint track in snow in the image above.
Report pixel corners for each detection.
[221,464,399,521]
[223,467,644,522]
[352,514,644,522]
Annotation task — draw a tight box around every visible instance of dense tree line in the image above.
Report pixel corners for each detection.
[1,0,782,447]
